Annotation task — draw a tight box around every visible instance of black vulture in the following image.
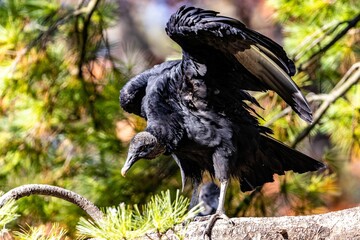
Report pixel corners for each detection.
[120,5,325,236]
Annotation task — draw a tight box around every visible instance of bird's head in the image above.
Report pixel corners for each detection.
[121,131,165,177]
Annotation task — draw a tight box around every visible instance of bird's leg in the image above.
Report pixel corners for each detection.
[216,180,228,214]
[202,179,234,239]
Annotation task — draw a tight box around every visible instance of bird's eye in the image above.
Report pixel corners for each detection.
[146,142,155,149]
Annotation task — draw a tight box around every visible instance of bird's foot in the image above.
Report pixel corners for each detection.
[202,211,234,239]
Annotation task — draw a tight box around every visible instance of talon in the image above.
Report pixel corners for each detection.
[202,212,232,239]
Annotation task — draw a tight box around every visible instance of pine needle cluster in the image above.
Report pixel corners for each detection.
[14,223,69,240]
[77,189,202,239]
[0,192,19,238]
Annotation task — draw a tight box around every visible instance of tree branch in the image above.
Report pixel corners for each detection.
[298,14,360,72]
[151,206,360,239]
[264,94,328,128]
[76,0,102,130]
[292,62,360,148]
[0,184,103,222]
[293,20,347,62]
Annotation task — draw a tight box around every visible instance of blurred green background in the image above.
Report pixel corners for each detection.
[0,0,359,237]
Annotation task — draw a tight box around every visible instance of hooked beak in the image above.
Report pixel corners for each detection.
[121,153,138,177]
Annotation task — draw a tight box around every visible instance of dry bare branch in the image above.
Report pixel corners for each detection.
[0,184,103,222]
[292,62,360,148]
[152,206,360,239]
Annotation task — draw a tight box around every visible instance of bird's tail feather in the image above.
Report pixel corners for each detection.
[238,134,325,192]
[260,135,325,173]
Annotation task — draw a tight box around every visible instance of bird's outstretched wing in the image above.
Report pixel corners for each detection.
[166,5,312,122]
[120,60,180,117]
[120,60,184,151]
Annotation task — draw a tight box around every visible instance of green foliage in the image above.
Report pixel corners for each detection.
[143,189,201,233]
[320,87,360,154]
[0,192,19,237]
[14,223,69,240]
[77,203,148,239]
[77,189,202,240]
[279,173,340,214]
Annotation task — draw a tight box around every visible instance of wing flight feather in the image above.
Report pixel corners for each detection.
[120,60,181,117]
[166,5,312,122]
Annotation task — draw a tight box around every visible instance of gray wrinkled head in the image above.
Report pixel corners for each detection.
[121,131,165,176]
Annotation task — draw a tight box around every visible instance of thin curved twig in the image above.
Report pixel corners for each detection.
[5,0,101,78]
[298,14,360,72]
[293,20,347,62]
[0,184,103,222]
[292,62,360,148]
[264,94,328,127]
[76,0,102,130]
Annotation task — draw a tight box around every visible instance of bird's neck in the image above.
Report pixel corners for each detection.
[148,142,166,159]
[144,130,167,158]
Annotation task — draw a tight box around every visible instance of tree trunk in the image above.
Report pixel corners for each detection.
[157,206,360,239]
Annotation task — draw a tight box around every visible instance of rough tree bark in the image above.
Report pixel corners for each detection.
[157,206,360,239]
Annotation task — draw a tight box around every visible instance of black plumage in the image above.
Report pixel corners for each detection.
[198,182,220,216]
[120,5,325,235]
